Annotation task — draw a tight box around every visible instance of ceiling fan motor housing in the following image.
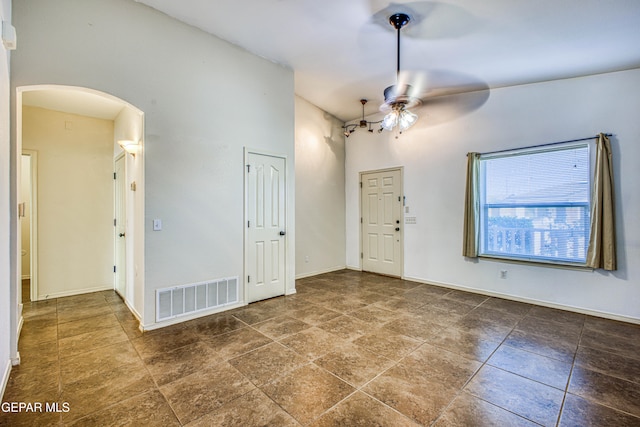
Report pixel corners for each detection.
[384,84,421,109]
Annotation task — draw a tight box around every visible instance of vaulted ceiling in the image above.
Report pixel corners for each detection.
[135,0,640,122]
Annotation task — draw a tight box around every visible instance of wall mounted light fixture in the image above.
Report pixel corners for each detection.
[118,140,139,156]
[2,21,17,50]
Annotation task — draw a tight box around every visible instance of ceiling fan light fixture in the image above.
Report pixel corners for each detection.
[381,104,417,132]
[398,108,418,131]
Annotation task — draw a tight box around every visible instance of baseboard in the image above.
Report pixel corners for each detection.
[17,313,23,341]
[1,358,11,400]
[295,265,347,280]
[124,300,142,323]
[34,285,113,301]
[403,275,640,325]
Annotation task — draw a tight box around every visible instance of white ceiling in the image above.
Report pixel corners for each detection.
[22,89,126,120]
[135,0,640,122]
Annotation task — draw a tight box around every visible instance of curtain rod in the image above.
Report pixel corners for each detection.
[479,133,613,156]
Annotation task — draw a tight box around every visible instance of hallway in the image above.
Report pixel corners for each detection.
[2,270,640,425]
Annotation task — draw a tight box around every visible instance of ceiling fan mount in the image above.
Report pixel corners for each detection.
[389,12,410,30]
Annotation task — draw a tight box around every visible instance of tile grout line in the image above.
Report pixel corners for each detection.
[555,317,586,427]
[431,304,543,426]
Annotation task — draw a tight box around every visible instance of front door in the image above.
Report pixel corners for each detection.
[361,168,403,277]
[246,152,287,303]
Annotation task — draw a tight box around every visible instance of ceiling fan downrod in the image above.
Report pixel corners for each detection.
[389,13,410,77]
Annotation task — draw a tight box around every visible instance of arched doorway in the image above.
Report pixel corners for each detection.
[13,85,145,355]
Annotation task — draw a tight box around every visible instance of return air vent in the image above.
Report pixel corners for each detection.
[156,277,239,322]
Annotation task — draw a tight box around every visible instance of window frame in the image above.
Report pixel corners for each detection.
[477,142,593,267]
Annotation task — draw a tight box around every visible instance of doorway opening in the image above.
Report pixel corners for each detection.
[15,85,144,314]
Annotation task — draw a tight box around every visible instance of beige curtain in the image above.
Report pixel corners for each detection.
[462,152,480,257]
[586,133,617,270]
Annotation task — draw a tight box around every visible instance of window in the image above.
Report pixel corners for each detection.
[478,144,590,264]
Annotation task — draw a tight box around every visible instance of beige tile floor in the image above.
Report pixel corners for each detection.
[2,270,640,426]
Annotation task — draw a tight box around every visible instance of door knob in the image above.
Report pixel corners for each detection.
[279,231,286,236]
[395,227,400,232]
[119,233,126,237]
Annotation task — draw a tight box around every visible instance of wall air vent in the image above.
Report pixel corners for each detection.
[156,277,239,322]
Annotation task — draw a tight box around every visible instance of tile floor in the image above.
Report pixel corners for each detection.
[2,270,640,426]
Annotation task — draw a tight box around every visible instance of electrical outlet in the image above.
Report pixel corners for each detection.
[500,270,508,279]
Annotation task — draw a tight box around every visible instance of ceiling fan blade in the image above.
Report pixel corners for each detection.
[380,68,490,124]
[418,87,491,126]
[398,69,490,99]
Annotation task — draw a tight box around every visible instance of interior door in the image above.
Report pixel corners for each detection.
[114,155,126,297]
[246,152,287,303]
[361,168,403,277]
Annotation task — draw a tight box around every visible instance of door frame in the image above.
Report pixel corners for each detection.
[114,152,126,298]
[243,148,290,304]
[359,166,404,278]
[21,150,39,302]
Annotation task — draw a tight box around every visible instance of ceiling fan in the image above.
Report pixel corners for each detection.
[345,9,490,137]
[343,13,418,136]
[379,12,421,133]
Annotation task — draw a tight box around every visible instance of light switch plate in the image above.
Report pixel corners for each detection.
[153,219,162,231]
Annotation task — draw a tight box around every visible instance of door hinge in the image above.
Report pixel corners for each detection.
[398,196,401,202]
[247,164,250,173]
[247,220,250,228]
[361,252,363,259]
[114,218,117,226]
[113,265,116,273]
[359,182,362,188]
[247,275,250,283]
[360,217,363,224]
[113,172,116,180]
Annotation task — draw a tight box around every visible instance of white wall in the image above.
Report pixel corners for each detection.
[346,69,640,322]
[11,0,295,327]
[22,106,115,299]
[295,96,346,278]
[0,0,12,399]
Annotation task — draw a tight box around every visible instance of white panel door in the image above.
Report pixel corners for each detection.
[114,155,126,297]
[361,169,403,277]
[246,152,287,303]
